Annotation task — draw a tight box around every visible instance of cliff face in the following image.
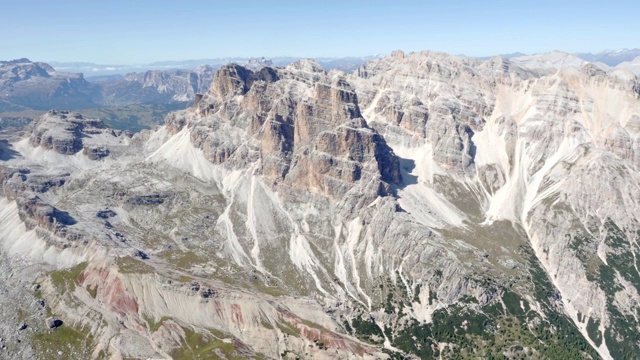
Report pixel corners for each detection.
[99,65,216,105]
[1,51,640,359]
[166,60,401,202]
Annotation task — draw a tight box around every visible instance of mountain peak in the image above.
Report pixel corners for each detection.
[2,58,31,64]
[242,57,273,71]
[286,58,325,73]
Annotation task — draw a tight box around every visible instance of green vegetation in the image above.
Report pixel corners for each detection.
[586,318,602,346]
[346,247,601,359]
[384,292,395,314]
[0,102,188,133]
[276,320,301,337]
[593,220,640,359]
[253,281,289,297]
[177,274,195,283]
[79,103,188,132]
[413,283,421,303]
[520,247,600,359]
[170,327,265,360]
[143,315,173,333]
[32,323,96,360]
[260,320,274,330]
[567,222,615,284]
[0,102,189,132]
[350,315,384,344]
[49,262,88,293]
[387,290,598,359]
[162,250,209,269]
[86,284,98,299]
[116,256,155,274]
[502,290,527,316]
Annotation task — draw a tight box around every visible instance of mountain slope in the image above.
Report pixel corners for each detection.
[0,50,639,359]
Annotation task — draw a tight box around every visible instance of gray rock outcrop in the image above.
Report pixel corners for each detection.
[27,110,131,156]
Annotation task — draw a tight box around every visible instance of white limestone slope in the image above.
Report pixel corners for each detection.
[0,198,85,267]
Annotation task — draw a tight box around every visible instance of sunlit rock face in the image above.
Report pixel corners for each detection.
[167,60,400,202]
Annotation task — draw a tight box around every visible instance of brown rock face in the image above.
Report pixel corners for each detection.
[168,61,401,200]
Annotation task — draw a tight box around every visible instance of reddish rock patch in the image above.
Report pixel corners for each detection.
[276,308,375,355]
[230,304,244,325]
[213,300,226,321]
[105,277,138,317]
[81,267,138,318]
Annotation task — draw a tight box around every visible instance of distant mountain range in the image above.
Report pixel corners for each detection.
[50,55,383,77]
[0,56,386,113]
[99,65,216,105]
[575,48,640,66]
[46,50,640,78]
[1,49,639,132]
[0,58,98,111]
[0,59,219,112]
[476,48,640,64]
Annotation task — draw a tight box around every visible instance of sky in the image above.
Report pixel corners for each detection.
[1,0,638,64]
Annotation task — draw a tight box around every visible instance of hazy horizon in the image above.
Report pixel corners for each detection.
[2,48,637,69]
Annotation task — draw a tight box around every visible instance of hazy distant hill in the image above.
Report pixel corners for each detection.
[0,58,98,111]
[99,65,215,105]
[575,48,640,66]
[0,59,215,131]
[48,55,381,76]
[476,49,640,66]
[85,74,124,83]
[2,56,384,112]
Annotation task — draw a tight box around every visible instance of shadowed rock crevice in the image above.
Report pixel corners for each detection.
[0,140,18,161]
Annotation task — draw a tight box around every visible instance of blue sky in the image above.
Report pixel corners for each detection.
[1,0,638,64]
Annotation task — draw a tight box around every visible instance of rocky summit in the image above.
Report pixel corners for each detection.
[1,50,640,359]
[99,65,216,106]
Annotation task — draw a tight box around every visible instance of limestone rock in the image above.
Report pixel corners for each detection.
[28,110,131,156]
[168,61,401,201]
